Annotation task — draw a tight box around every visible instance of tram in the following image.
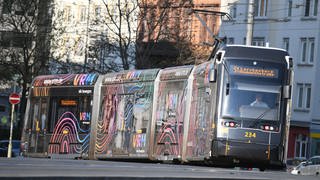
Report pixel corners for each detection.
[21,45,293,169]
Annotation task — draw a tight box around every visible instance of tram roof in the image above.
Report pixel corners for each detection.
[102,69,160,84]
[32,74,98,87]
[220,45,289,63]
[159,65,194,81]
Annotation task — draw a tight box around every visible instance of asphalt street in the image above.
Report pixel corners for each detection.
[0,157,318,180]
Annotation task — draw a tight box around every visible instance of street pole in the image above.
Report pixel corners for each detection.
[7,104,15,158]
[83,0,91,73]
[246,0,254,45]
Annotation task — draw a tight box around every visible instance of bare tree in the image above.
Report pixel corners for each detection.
[135,0,175,69]
[135,0,200,68]
[89,0,181,70]
[92,0,139,71]
[0,0,53,134]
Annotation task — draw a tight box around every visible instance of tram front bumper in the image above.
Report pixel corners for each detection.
[212,139,283,166]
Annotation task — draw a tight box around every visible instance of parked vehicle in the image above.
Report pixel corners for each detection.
[0,140,21,157]
[291,156,320,176]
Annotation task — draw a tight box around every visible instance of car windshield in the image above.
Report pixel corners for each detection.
[12,141,20,149]
[0,141,20,149]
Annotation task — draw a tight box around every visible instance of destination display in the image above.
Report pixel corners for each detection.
[231,65,278,78]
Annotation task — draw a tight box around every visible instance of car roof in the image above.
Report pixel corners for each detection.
[0,140,20,143]
[310,156,320,159]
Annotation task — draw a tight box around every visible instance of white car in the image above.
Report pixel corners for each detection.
[291,156,320,176]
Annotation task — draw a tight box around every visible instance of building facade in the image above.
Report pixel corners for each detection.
[51,0,138,72]
[136,0,221,68]
[220,0,320,164]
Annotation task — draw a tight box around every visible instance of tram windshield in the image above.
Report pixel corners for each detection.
[222,59,285,121]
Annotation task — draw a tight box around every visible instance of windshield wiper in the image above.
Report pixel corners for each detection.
[256,108,273,120]
[249,103,279,128]
[257,103,279,120]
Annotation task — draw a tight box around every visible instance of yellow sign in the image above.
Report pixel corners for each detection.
[61,100,77,106]
[311,133,320,138]
[232,65,277,78]
[244,131,256,138]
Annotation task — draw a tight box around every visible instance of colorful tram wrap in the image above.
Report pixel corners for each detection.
[22,45,293,169]
[21,74,98,159]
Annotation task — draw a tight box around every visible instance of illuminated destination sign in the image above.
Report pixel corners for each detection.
[231,65,278,78]
[60,100,77,106]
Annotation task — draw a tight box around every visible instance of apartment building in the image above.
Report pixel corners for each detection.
[220,0,320,163]
[51,0,107,64]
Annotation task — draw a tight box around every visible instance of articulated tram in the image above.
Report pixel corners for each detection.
[21,45,293,169]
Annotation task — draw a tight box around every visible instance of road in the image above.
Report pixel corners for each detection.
[0,157,318,180]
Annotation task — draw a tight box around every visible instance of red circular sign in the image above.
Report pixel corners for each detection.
[9,93,20,105]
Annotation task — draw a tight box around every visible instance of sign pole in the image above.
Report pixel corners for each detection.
[7,103,15,158]
[7,93,20,158]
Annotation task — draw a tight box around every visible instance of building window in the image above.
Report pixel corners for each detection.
[254,0,268,17]
[283,38,289,51]
[304,0,318,17]
[309,38,315,63]
[79,6,87,22]
[0,31,32,48]
[252,37,265,46]
[63,6,72,22]
[300,38,315,64]
[230,3,237,19]
[296,83,312,109]
[95,6,101,17]
[288,0,292,17]
[2,0,13,14]
[295,134,308,159]
[111,5,119,21]
[227,37,234,45]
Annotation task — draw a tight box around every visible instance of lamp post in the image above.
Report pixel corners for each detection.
[246,0,254,46]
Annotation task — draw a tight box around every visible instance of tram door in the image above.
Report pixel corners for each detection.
[112,94,135,155]
[48,98,79,155]
[28,98,49,153]
[153,82,187,160]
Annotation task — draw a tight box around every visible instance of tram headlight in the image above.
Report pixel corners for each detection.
[261,125,278,132]
[223,121,237,128]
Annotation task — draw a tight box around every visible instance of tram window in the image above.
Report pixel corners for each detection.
[49,99,58,132]
[79,96,92,129]
[156,81,186,129]
[32,102,39,131]
[40,99,48,131]
[133,93,152,133]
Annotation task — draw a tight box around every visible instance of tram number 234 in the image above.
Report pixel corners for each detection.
[244,132,256,138]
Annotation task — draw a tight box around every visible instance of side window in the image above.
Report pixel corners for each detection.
[313,158,320,165]
[29,98,48,132]
[79,96,92,130]
[133,92,152,133]
[31,101,39,131]
[40,99,47,131]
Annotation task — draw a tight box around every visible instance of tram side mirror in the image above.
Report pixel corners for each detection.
[283,85,291,99]
[209,69,217,82]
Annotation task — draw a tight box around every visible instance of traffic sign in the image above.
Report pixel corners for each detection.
[9,93,20,105]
